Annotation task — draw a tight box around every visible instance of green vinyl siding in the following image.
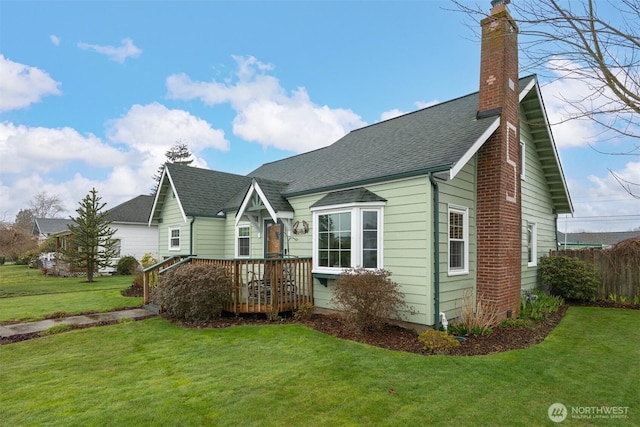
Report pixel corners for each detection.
[279,177,433,325]
[192,217,226,258]
[157,191,190,258]
[437,158,477,321]
[520,117,558,290]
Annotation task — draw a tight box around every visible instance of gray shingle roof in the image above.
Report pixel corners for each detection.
[33,218,74,236]
[165,163,252,218]
[310,187,387,208]
[106,195,154,223]
[248,76,537,196]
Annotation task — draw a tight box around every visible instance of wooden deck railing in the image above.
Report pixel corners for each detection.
[143,256,313,314]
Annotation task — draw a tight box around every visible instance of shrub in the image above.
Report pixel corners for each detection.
[140,253,158,287]
[520,289,563,321]
[116,255,140,275]
[155,263,232,322]
[331,268,405,331]
[418,329,461,354]
[0,256,5,265]
[293,302,315,320]
[458,290,499,336]
[538,256,598,302]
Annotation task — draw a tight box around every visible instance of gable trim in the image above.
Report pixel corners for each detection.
[148,167,188,226]
[450,117,500,180]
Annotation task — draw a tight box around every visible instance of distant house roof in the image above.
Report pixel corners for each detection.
[106,195,154,224]
[33,218,73,236]
[150,163,253,222]
[557,231,640,247]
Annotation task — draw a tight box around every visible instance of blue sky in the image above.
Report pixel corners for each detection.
[1,0,638,232]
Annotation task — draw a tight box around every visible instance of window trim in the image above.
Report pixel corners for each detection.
[311,203,384,274]
[520,140,526,180]
[527,221,538,267]
[236,224,251,258]
[168,227,181,251]
[448,205,469,276]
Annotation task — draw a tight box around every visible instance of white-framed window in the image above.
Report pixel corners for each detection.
[236,225,250,258]
[168,227,180,251]
[312,204,384,273]
[527,221,537,267]
[520,140,526,180]
[448,205,469,275]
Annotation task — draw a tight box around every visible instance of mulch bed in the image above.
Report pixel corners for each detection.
[3,301,638,354]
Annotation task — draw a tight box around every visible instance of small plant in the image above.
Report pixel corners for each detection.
[40,323,74,336]
[538,256,598,302]
[116,256,140,275]
[619,295,629,304]
[459,290,499,336]
[634,295,640,305]
[608,293,618,302]
[294,303,315,320]
[331,268,405,331]
[446,321,469,337]
[520,290,563,321]
[155,263,232,322]
[418,329,461,354]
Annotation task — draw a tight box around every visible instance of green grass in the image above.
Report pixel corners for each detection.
[0,264,141,323]
[0,263,638,426]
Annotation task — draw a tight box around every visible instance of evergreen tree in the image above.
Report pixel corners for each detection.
[61,188,117,282]
[151,141,194,194]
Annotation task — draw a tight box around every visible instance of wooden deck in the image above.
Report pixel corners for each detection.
[143,256,313,314]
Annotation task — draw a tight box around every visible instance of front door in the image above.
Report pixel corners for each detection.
[265,221,283,258]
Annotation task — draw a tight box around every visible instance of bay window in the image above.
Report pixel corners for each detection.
[312,205,383,273]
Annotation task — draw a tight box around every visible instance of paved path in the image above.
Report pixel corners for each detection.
[0,308,156,338]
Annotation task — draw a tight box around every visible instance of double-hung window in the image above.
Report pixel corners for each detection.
[168,227,180,251]
[527,222,537,267]
[312,204,383,273]
[448,205,469,275]
[236,225,250,258]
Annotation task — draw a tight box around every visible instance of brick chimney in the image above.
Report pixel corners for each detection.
[475,0,521,319]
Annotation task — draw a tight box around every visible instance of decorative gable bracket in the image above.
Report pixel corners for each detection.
[235,179,293,237]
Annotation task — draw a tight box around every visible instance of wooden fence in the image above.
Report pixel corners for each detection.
[550,248,640,300]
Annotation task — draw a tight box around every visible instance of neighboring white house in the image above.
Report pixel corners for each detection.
[104,195,158,271]
[45,195,158,275]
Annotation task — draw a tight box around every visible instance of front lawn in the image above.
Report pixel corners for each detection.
[0,307,638,426]
[0,264,140,323]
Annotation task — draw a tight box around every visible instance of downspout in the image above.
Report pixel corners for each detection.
[189,217,196,256]
[429,172,440,329]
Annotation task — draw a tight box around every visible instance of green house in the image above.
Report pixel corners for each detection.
[148,3,572,327]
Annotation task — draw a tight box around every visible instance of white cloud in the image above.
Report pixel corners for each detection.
[0,55,61,112]
[77,38,142,63]
[166,55,366,153]
[561,162,640,232]
[380,109,405,121]
[105,102,229,158]
[0,122,129,174]
[540,56,639,149]
[50,35,60,46]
